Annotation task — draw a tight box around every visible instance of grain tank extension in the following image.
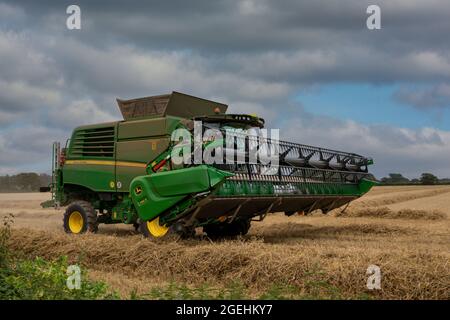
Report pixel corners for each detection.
[45,92,376,238]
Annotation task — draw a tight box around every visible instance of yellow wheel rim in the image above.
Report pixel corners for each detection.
[147,217,169,238]
[68,211,84,234]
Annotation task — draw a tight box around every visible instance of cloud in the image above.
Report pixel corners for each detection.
[394,83,450,109]
[46,99,117,129]
[280,111,450,178]
[0,2,25,23]
[0,31,59,85]
[0,110,19,126]
[0,80,61,112]
[0,0,450,178]
[0,126,66,170]
[238,0,269,16]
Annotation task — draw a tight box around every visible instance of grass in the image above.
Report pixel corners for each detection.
[134,280,345,300]
[335,207,447,220]
[1,186,449,300]
[1,215,346,300]
[0,215,116,300]
[7,226,449,299]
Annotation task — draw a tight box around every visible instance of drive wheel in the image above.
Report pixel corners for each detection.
[63,200,98,234]
[139,216,169,238]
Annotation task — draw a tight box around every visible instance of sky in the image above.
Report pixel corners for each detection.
[0,0,450,179]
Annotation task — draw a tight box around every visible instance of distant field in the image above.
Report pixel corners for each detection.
[1,186,449,299]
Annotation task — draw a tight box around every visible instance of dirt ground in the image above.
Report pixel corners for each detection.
[1,186,449,299]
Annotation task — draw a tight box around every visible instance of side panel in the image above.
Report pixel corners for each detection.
[63,122,118,192]
[117,117,167,140]
[63,162,116,192]
[115,139,171,191]
[114,161,147,193]
[116,117,173,192]
[62,117,181,193]
[117,116,183,140]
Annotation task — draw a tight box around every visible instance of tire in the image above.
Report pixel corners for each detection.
[139,220,152,238]
[139,217,169,238]
[63,200,98,234]
[139,218,196,239]
[203,218,251,239]
[171,221,196,239]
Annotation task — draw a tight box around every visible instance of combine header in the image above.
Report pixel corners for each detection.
[46,92,376,238]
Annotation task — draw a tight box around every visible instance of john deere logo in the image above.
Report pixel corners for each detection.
[134,186,142,195]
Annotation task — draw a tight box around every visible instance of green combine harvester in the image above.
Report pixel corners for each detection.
[44,92,376,238]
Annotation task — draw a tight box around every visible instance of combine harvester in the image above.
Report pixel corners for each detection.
[44,92,376,238]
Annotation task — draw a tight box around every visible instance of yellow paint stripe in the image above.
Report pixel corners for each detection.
[65,160,114,166]
[65,160,147,168]
[116,161,147,168]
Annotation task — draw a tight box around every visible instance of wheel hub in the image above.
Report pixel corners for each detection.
[68,211,83,234]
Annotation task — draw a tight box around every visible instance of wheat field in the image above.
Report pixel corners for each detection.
[1,186,449,299]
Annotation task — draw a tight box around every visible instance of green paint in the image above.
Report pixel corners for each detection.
[62,164,115,192]
[358,178,379,195]
[130,165,232,221]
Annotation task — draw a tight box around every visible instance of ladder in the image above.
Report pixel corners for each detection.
[51,141,61,208]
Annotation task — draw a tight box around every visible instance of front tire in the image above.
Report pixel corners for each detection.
[63,200,98,234]
[139,217,169,238]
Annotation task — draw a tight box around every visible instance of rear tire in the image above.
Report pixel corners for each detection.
[203,218,251,239]
[63,200,98,234]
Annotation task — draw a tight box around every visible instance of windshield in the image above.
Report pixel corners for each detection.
[203,122,261,135]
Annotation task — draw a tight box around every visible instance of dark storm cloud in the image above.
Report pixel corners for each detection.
[8,0,450,51]
[0,0,448,55]
[2,0,450,86]
[46,1,450,58]
[1,0,450,177]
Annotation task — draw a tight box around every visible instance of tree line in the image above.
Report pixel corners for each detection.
[0,173,51,193]
[0,171,448,192]
[380,173,450,185]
